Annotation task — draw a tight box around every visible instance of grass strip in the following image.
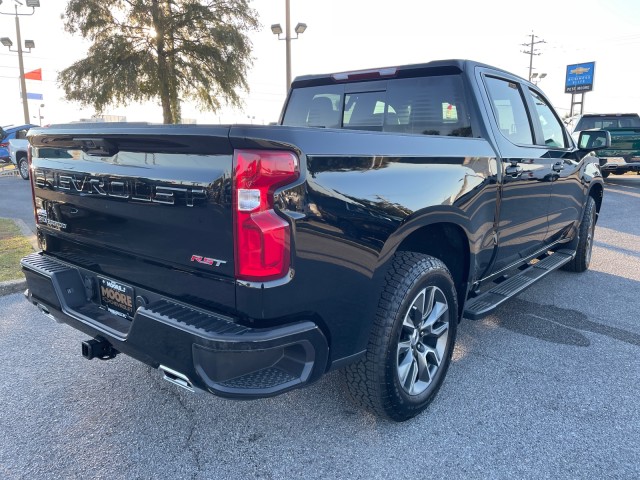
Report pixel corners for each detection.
[0,218,34,282]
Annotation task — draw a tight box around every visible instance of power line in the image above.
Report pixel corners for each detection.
[521,32,545,82]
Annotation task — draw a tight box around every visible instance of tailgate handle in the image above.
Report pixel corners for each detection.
[73,137,118,156]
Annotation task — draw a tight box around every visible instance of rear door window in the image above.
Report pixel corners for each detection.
[484,76,534,145]
[529,90,568,148]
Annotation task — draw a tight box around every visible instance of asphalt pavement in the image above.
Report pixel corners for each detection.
[0,174,639,479]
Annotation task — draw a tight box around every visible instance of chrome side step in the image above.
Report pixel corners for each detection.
[464,249,575,320]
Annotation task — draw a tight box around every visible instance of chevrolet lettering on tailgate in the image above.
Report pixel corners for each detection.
[34,169,207,207]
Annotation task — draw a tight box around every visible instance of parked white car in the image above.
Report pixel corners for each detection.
[9,137,30,180]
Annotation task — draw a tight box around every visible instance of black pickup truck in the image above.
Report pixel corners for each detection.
[21,60,610,421]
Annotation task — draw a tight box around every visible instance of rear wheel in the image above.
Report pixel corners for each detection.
[344,252,458,421]
[18,156,29,180]
[563,196,596,272]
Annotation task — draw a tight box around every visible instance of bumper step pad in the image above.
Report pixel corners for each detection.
[464,249,574,320]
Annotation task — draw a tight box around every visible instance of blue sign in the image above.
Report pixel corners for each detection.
[565,62,595,94]
[27,92,44,100]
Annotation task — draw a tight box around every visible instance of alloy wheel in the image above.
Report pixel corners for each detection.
[19,159,29,179]
[397,286,449,396]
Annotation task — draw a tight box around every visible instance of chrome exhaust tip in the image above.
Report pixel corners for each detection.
[159,365,195,393]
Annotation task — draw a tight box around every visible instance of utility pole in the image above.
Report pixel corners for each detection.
[521,32,545,82]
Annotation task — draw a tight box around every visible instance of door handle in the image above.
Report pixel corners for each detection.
[553,161,564,172]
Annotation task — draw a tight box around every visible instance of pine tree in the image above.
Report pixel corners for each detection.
[58,0,259,123]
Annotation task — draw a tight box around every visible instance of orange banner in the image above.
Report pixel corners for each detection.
[25,68,42,81]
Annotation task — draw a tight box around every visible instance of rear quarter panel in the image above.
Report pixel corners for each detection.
[230,126,499,365]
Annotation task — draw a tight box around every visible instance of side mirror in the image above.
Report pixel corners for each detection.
[578,129,611,151]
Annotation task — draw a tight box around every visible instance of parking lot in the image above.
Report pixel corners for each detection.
[1,174,639,479]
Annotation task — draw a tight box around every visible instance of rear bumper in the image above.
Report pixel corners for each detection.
[21,252,328,399]
[600,157,640,172]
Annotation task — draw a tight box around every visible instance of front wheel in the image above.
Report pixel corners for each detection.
[344,252,458,421]
[563,196,597,272]
[18,157,29,180]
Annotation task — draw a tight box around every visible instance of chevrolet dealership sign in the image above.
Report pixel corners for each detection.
[565,62,595,93]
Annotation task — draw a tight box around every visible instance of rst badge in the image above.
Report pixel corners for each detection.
[190,255,227,267]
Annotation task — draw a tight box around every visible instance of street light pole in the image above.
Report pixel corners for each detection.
[271,1,307,93]
[14,5,29,124]
[1,0,40,124]
[285,0,291,90]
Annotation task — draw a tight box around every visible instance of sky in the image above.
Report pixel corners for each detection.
[1,0,639,127]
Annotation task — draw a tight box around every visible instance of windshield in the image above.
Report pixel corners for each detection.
[282,75,473,137]
[575,115,640,131]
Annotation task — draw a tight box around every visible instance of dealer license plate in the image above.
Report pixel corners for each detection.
[99,277,135,318]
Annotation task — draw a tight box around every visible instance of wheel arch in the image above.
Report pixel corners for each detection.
[393,221,471,317]
[588,181,604,217]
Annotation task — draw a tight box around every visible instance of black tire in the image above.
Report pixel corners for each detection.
[344,252,458,421]
[18,156,29,180]
[601,171,610,178]
[563,196,597,272]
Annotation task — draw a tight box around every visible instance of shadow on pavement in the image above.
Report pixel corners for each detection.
[489,297,640,348]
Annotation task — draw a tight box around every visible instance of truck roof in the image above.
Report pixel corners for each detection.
[291,59,528,88]
[579,113,639,118]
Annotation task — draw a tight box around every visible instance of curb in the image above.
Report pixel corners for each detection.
[0,279,27,297]
[0,165,18,177]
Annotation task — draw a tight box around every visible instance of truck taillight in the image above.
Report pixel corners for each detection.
[233,149,299,282]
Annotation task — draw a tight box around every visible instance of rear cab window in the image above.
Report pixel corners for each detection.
[282,74,474,137]
[15,129,29,140]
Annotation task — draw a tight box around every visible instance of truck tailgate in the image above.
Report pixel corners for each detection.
[603,127,640,158]
[28,125,236,310]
